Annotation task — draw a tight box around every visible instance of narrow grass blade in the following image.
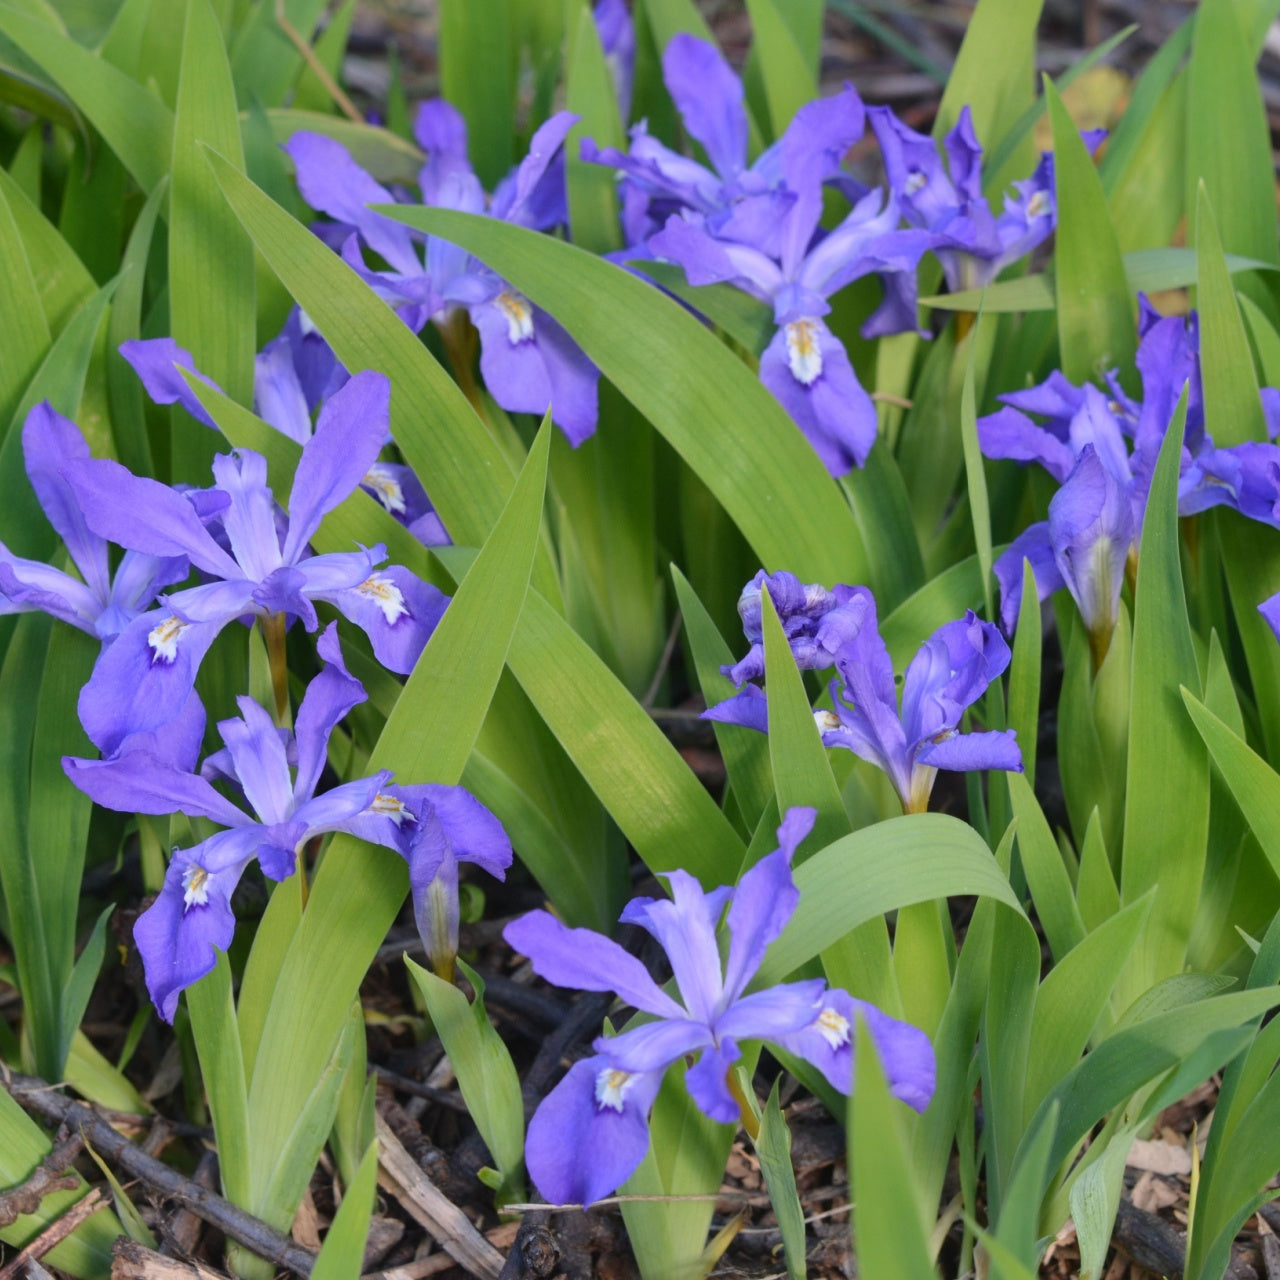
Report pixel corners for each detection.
[170,0,255,481]
[1045,78,1135,386]
[754,1078,808,1279]
[1120,396,1207,989]
[0,4,173,191]
[743,0,813,139]
[438,0,513,188]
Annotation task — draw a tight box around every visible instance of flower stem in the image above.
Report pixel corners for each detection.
[728,1069,761,1142]
[260,611,291,727]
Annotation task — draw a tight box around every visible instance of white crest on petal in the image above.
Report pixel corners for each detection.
[182,864,210,910]
[904,170,928,196]
[814,709,841,731]
[495,291,535,345]
[594,1065,639,1113]
[1026,190,1051,219]
[363,464,407,516]
[357,574,409,625]
[370,793,415,825]
[148,615,190,664]
[785,319,823,386]
[815,1006,850,1049]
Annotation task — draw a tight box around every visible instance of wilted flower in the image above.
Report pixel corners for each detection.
[505,808,934,1205]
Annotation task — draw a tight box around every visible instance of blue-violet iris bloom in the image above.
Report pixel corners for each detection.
[120,326,448,547]
[0,403,188,641]
[66,371,448,754]
[505,807,935,1205]
[65,625,412,1019]
[284,107,600,445]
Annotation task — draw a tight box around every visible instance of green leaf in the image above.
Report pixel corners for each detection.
[757,814,1023,985]
[1070,1126,1136,1280]
[958,323,993,620]
[0,3,173,190]
[1023,893,1154,1122]
[1045,77,1135,386]
[438,0,513,187]
[921,246,1273,313]
[407,959,525,1200]
[237,419,550,1228]
[1187,0,1279,291]
[1197,186,1268,444]
[564,2,623,253]
[1182,690,1280,882]
[1008,772,1086,962]
[505,588,746,885]
[170,0,254,480]
[107,176,166,477]
[267,110,425,184]
[205,150,517,551]
[60,904,116,1065]
[743,0,813,139]
[627,260,774,355]
[84,1144,157,1248]
[1120,394,1207,990]
[850,1012,937,1280]
[187,953,252,1207]
[229,0,330,107]
[311,1140,379,1280]
[761,591,847,849]
[0,178,50,432]
[672,565,773,834]
[754,1078,808,1280]
[936,0,1043,155]
[1076,809,1120,931]
[378,205,867,586]
[1007,559,1042,787]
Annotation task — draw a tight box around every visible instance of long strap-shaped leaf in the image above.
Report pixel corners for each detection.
[378,205,867,586]
[240,422,552,1225]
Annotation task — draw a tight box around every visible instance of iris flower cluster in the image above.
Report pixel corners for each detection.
[583,32,1072,475]
[705,572,1022,814]
[505,807,935,1206]
[981,297,1280,664]
[284,105,600,444]
[1,344,511,1020]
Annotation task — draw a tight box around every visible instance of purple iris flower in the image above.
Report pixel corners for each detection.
[121,324,448,548]
[712,569,877,687]
[346,783,511,980]
[581,33,795,252]
[818,605,1021,814]
[649,89,932,474]
[283,107,600,445]
[868,104,1065,294]
[982,299,1280,649]
[65,372,449,755]
[0,403,188,641]
[64,625,412,1020]
[505,807,934,1206]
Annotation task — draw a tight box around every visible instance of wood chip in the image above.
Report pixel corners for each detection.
[110,1238,228,1280]
[1130,1171,1182,1213]
[375,1117,504,1280]
[1127,1137,1193,1177]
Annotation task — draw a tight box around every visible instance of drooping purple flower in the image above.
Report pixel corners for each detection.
[121,323,448,547]
[0,403,188,641]
[710,570,878,688]
[342,783,512,979]
[505,808,934,1205]
[868,104,1062,294]
[284,107,600,445]
[649,89,932,473]
[66,372,449,754]
[815,602,1021,813]
[64,625,413,1020]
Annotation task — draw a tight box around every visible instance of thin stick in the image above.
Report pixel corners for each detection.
[3,1072,318,1277]
[0,1187,106,1280]
[273,0,363,124]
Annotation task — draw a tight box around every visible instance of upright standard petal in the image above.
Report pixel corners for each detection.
[119,339,220,428]
[292,623,367,803]
[662,34,747,181]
